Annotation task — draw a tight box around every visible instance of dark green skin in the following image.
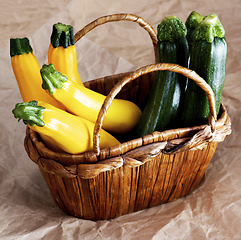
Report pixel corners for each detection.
[135,37,189,137]
[186,28,195,48]
[185,11,203,51]
[180,37,227,127]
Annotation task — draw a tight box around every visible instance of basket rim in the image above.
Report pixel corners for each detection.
[25,99,231,166]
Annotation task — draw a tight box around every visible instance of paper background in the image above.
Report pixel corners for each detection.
[1,0,241,239]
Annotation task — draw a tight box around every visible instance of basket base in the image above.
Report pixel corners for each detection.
[39,141,218,220]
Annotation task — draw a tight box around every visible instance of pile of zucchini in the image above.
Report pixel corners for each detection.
[135,11,227,137]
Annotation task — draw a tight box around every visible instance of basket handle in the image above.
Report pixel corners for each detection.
[73,13,216,155]
[74,13,158,58]
[93,63,217,155]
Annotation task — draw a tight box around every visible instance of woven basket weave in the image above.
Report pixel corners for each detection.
[24,14,231,220]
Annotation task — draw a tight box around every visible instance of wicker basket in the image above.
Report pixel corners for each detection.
[24,14,231,220]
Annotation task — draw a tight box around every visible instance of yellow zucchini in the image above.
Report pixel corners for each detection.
[12,100,120,154]
[40,64,142,134]
[48,22,84,86]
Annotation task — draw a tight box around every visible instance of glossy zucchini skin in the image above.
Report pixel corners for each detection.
[185,11,203,51]
[185,11,203,64]
[135,16,189,137]
[180,14,227,127]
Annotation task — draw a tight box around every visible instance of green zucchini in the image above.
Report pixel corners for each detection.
[180,14,227,127]
[135,16,189,137]
[185,11,203,62]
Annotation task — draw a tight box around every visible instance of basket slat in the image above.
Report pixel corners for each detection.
[37,141,218,220]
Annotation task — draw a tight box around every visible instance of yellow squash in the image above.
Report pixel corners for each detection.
[12,100,120,154]
[48,22,84,86]
[40,64,142,134]
[10,37,65,110]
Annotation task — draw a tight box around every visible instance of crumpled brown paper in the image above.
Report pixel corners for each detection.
[1,0,241,239]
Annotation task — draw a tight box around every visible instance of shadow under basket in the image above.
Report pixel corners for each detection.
[24,13,231,220]
[24,67,231,220]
